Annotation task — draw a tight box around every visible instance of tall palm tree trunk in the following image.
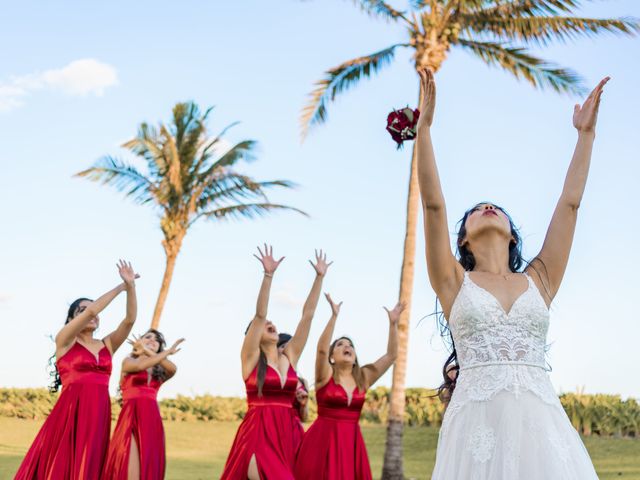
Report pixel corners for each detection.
[381,109,422,479]
[151,240,182,329]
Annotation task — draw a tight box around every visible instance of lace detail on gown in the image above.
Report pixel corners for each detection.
[432,272,598,479]
[445,272,560,419]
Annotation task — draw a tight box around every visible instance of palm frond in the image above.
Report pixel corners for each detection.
[159,124,184,197]
[194,140,258,188]
[352,0,408,21]
[462,15,639,46]
[457,39,585,94]
[74,156,155,204]
[301,44,406,138]
[121,123,166,177]
[473,0,581,17]
[196,203,308,223]
[196,179,297,211]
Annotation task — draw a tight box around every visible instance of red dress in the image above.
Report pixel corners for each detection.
[294,377,372,480]
[15,342,112,480]
[102,370,165,480]
[291,395,305,450]
[221,363,302,480]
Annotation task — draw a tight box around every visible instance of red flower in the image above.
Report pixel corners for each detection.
[386,107,420,148]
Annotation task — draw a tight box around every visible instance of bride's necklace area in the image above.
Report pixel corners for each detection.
[475,270,514,281]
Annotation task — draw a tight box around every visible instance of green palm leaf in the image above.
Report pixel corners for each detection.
[301,44,407,137]
[473,0,582,17]
[462,15,639,46]
[75,156,154,204]
[196,203,308,222]
[352,0,408,21]
[457,39,584,94]
[196,180,297,211]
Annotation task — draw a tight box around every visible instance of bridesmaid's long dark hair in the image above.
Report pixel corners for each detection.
[436,203,544,404]
[48,298,93,393]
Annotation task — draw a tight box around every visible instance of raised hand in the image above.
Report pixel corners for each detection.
[117,260,139,286]
[324,293,343,316]
[309,249,333,277]
[383,301,406,326]
[573,77,609,133]
[167,338,185,355]
[127,334,146,356]
[417,68,436,130]
[253,244,285,275]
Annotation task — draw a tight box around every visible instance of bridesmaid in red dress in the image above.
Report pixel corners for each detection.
[294,294,405,480]
[15,260,139,480]
[221,245,331,480]
[102,329,184,480]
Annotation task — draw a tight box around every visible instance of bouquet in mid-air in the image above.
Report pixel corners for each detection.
[386,107,420,148]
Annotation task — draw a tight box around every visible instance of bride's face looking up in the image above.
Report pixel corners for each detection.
[460,203,514,252]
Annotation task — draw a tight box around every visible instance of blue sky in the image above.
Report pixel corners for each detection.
[1,1,638,399]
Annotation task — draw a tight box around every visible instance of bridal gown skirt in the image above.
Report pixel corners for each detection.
[432,389,598,480]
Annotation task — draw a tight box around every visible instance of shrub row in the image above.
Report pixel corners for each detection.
[1,387,637,437]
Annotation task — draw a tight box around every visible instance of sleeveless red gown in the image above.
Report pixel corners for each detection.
[15,342,112,480]
[221,363,302,479]
[102,369,165,480]
[294,377,372,480]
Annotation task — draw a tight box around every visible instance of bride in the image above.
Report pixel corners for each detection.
[416,67,607,479]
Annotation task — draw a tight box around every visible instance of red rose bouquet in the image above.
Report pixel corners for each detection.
[386,107,420,148]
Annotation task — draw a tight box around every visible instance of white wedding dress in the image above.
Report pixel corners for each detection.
[431,272,598,479]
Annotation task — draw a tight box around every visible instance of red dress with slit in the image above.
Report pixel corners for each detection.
[14,342,112,480]
[294,377,372,480]
[102,369,165,480]
[221,363,301,480]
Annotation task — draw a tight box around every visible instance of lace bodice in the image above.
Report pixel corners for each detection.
[445,272,561,416]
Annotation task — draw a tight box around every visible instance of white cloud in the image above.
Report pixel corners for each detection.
[0,59,118,112]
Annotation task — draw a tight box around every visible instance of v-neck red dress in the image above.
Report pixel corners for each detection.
[102,369,165,480]
[221,363,301,480]
[294,377,372,480]
[15,342,112,480]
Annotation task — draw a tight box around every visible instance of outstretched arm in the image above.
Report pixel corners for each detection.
[315,293,342,389]
[104,261,139,354]
[55,260,139,357]
[527,77,610,303]
[241,245,284,378]
[416,69,463,315]
[285,250,332,368]
[362,301,404,389]
[123,338,184,380]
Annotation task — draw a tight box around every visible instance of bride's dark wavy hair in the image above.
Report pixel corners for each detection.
[48,298,93,393]
[436,202,549,405]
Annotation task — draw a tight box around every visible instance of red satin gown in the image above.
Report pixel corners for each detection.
[102,369,165,479]
[15,342,112,480]
[294,377,372,480]
[221,363,301,479]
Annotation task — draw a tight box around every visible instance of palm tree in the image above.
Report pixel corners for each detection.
[77,102,305,329]
[300,2,637,478]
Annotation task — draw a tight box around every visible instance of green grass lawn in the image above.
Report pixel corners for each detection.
[1,418,638,479]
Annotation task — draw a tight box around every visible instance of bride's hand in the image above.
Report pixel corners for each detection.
[417,68,436,130]
[573,77,609,134]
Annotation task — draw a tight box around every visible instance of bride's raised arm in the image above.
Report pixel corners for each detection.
[416,68,464,317]
[527,77,609,303]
